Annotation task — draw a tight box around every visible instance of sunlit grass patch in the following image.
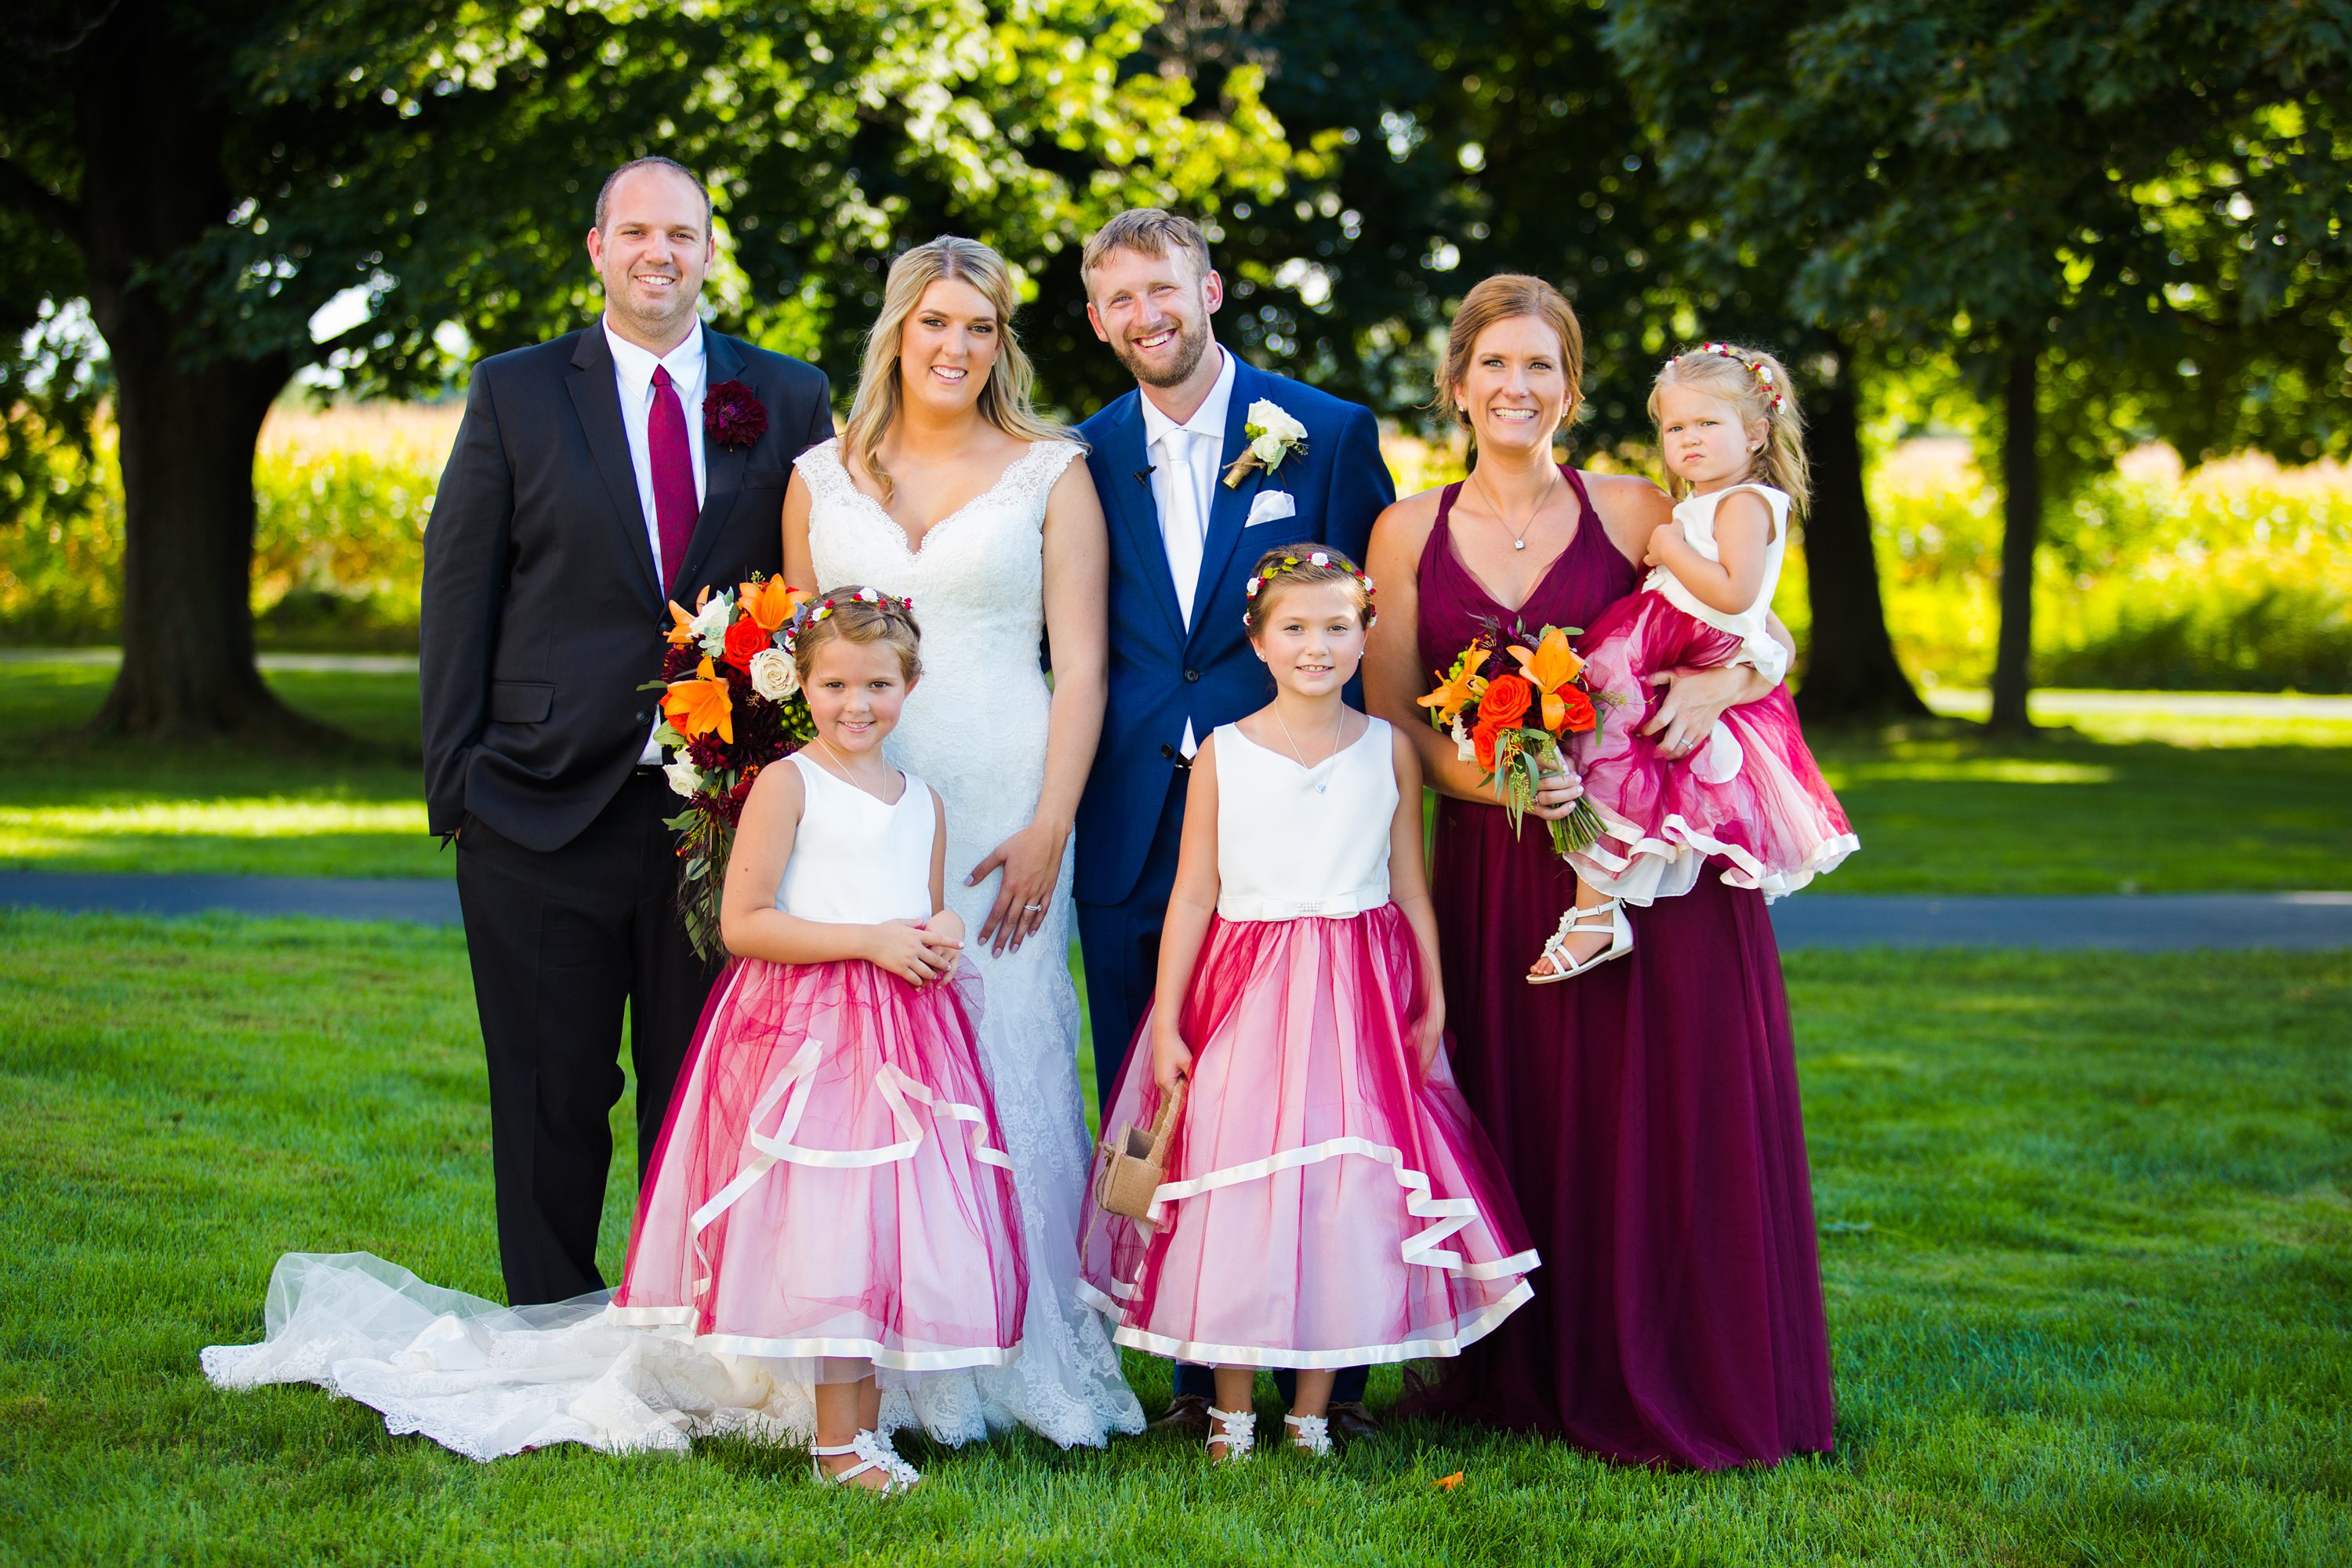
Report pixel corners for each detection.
[2,917,2343,1565]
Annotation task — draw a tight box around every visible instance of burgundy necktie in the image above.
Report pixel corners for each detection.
[648,365,698,594]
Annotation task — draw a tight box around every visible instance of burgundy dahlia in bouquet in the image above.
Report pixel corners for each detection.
[646,575,814,958]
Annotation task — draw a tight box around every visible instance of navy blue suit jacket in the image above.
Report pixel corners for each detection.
[1073,356,1396,906]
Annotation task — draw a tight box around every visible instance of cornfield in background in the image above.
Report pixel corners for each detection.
[5,404,2348,691]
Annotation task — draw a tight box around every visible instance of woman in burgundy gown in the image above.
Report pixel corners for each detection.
[1364,274,1833,1468]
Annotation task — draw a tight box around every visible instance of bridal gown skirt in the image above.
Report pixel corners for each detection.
[202,956,1029,1458]
[1568,590,1857,904]
[1079,905,1538,1367]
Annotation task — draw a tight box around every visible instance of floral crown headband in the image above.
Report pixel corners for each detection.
[1671,342,1786,412]
[782,586,916,647]
[1241,550,1378,629]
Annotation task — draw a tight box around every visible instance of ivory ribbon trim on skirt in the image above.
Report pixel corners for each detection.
[1101,1280,1538,1370]
[688,1036,1014,1238]
[1580,799,1859,906]
[1147,1134,1541,1280]
[591,1305,1026,1373]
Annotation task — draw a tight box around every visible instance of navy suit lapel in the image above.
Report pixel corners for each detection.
[565,327,664,613]
[1103,393,1187,645]
[673,325,747,594]
[1189,358,1262,645]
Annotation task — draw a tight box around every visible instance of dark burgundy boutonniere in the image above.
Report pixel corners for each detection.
[705,379,768,449]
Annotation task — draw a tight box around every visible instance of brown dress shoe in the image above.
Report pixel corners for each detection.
[1150,1392,1214,1435]
[1325,1400,1380,1441]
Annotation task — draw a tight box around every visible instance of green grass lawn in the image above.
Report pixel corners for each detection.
[1,911,2344,1566]
[7,661,2349,893]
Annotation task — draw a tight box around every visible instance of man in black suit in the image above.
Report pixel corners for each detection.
[421,156,831,1305]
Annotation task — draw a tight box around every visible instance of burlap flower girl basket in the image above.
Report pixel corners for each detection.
[1094,1078,1185,1225]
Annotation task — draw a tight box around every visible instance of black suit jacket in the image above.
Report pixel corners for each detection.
[420,323,832,851]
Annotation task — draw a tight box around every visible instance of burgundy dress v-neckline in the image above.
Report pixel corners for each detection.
[1410,465,1835,1469]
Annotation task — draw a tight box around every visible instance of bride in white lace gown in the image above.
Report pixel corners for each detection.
[780,276,1139,1450]
[201,238,1140,1460]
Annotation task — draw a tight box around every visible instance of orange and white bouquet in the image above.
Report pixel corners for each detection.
[1417,622,1607,853]
[644,575,814,958]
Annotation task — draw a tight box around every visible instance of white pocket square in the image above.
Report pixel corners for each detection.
[1243,490,1298,528]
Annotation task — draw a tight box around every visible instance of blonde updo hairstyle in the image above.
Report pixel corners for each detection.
[789,586,923,685]
[1650,343,1811,513]
[1433,274,1587,440]
[1241,545,1376,641]
[840,234,1067,503]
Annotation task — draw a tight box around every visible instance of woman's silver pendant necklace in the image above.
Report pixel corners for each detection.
[1274,703,1345,793]
[1475,466,1558,550]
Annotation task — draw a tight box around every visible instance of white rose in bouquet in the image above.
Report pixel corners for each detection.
[748,647,799,702]
[663,754,704,798]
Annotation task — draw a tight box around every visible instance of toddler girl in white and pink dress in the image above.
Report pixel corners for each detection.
[613,588,1025,1494]
[1530,343,1859,982]
[1079,546,1538,1464]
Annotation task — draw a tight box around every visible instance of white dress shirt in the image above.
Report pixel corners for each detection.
[603,315,710,761]
[1138,347,1236,756]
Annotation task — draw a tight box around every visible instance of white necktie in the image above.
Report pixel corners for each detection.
[1160,426,1206,631]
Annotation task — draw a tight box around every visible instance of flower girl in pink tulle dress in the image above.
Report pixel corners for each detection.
[1530,343,1859,983]
[610,589,1025,1494]
[1079,547,1538,1464]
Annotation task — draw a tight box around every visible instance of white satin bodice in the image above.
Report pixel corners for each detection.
[1213,717,1398,922]
[776,753,933,926]
[1646,482,1791,681]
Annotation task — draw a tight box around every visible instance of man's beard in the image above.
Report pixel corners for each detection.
[615,270,697,332]
[1114,314,1210,389]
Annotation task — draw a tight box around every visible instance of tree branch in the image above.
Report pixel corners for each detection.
[0,155,85,245]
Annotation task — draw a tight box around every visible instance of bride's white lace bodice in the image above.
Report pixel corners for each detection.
[797,434,1141,1447]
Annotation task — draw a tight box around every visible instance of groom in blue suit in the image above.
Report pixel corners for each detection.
[1072,210,1395,1435]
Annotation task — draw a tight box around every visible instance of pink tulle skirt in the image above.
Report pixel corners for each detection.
[611,956,1027,1373]
[1079,904,1539,1368]
[1570,590,1857,902]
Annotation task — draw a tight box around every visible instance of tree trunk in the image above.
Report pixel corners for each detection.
[70,0,317,742]
[1793,354,1929,723]
[1988,351,2041,733]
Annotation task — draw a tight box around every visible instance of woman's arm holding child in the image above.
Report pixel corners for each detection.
[1149,739,1224,1095]
[718,766,962,985]
[924,786,967,956]
[1642,488,1774,617]
[1385,727,1446,1073]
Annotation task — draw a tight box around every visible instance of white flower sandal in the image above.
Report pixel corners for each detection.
[1283,1412,1334,1457]
[1528,898,1633,985]
[811,1430,919,1494]
[1207,1405,1257,1464]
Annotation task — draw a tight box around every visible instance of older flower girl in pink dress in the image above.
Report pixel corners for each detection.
[1080,547,1537,1463]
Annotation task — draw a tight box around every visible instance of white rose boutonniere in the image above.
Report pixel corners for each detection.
[747,647,799,702]
[1222,398,1310,488]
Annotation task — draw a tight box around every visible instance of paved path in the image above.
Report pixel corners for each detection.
[3,871,2347,949]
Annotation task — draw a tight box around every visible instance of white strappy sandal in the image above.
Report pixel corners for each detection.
[1207,1405,1257,1463]
[1283,1412,1334,1457]
[1528,897,1634,984]
[811,1429,920,1494]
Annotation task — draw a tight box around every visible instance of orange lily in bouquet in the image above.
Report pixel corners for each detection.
[643,575,815,958]
[1417,620,1608,854]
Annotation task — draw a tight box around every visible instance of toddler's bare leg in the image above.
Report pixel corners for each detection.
[1529,873,1621,981]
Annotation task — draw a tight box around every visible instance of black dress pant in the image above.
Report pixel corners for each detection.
[455,771,716,1305]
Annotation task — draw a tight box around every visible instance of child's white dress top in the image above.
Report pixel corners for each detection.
[1212,717,1398,922]
[777,751,934,924]
[1648,483,1791,682]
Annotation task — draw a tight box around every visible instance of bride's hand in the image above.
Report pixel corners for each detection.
[1526,757,1586,822]
[967,818,1069,956]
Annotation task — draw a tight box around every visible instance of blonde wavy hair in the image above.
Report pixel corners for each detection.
[840,235,1066,502]
[1649,343,1811,513]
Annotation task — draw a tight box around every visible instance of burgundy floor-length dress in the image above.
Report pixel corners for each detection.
[1413,470,1835,1468]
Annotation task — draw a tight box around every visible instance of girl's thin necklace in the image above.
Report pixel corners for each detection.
[813,731,895,802]
[1272,701,1346,794]
[1471,464,1559,551]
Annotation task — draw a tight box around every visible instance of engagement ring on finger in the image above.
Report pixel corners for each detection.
[1023,902,1044,913]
